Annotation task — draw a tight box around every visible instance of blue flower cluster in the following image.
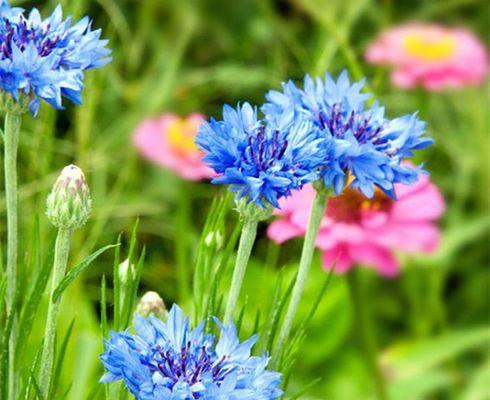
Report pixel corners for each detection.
[263,71,433,198]
[0,1,110,115]
[196,102,324,208]
[197,72,432,205]
[100,305,283,400]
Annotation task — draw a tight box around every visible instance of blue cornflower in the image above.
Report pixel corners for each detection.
[0,2,111,115]
[100,305,283,400]
[262,71,434,198]
[195,102,324,208]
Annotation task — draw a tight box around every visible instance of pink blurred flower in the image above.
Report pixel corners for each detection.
[133,113,215,181]
[268,175,445,277]
[365,24,488,91]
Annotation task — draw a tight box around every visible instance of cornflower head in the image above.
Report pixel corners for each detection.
[262,71,434,198]
[100,305,283,399]
[0,1,111,115]
[196,102,324,209]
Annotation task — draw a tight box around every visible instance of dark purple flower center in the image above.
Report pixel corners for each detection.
[0,16,73,62]
[145,341,231,389]
[246,126,288,172]
[318,104,383,145]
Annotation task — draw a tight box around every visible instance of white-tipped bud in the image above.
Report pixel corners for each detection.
[118,259,134,286]
[46,165,92,230]
[136,291,167,319]
[204,230,224,249]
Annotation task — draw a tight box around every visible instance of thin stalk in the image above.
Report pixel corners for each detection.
[39,228,72,397]
[223,217,258,324]
[273,190,327,366]
[4,111,21,400]
[4,111,21,311]
[347,268,389,400]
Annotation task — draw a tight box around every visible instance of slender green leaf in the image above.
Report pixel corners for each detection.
[101,275,108,338]
[49,319,75,399]
[52,244,119,303]
[0,305,16,398]
[266,275,295,354]
[236,298,248,335]
[17,238,55,357]
[21,342,42,400]
[29,371,45,400]
[384,327,490,380]
[288,377,322,400]
[113,234,122,330]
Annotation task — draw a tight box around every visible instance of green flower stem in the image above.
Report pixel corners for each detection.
[4,111,21,312]
[223,217,258,324]
[4,111,21,400]
[273,189,327,365]
[39,227,73,396]
[347,268,389,400]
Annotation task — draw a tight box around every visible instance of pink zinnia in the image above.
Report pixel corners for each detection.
[365,24,488,91]
[267,175,445,277]
[133,113,215,181]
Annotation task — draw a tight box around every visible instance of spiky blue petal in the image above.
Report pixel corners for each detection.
[100,305,283,400]
[196,102,324,207]
[262,71,433,198]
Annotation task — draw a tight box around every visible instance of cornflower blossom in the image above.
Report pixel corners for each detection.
[0,1,111,114]
[196,102,324,208]
[262,71,434,199]
[100,305,283,399]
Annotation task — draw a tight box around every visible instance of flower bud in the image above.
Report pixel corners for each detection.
[118,259,134,286]
[204,230,224,249]
[46,165,92,230]
[136,291,168,320]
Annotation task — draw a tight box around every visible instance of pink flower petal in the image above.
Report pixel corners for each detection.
[366,23,488,91]
[267,219,304,244]
[391,182,445,222]
[374,222,441,253]
[350,244,399,277]
[132,114,215,181]
[322,246,355,274]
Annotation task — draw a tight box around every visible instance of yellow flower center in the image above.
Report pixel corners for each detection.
[404,32,456,61]
[166,117,200,155]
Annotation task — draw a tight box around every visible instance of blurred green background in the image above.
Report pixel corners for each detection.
[5,0,489,398]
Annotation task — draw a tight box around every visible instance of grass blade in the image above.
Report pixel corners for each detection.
[52,244,119,303]
[101,275,108,338]
[49,319,75,399]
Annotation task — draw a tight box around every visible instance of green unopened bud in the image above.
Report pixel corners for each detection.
[118,259,134,285]
[46,165,92,229]
[136,291,168,320]
[204,230,224,249]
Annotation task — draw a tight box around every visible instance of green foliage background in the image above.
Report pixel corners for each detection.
[2,0,488,398]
